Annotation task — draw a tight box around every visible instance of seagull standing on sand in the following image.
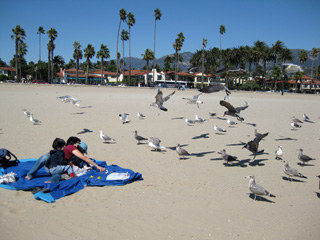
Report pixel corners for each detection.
[137,112,146,119]
[298,149,315,165]
[150,88,175,112]
[303,113,310,121]
[227,118,237,126]
[99,130,115,143]
[214,125,226,134]
[29,114,41,125]
[23,109,32,117]
[148,137,166,151]
[245,175,276,201]
[182,93,203,108]
[220,149,238,165]
[292,116,303,124]
[176,144,190,160]
[219,100,246,122]
[291,121,301,130]
[282,160,307,181]
[134,130,148,144]
[275,146,283,160]
[195,115,205,123]
[185,117,196,126]
[119,113,130,124]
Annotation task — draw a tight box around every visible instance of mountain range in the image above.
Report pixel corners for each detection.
[121,49,319,72]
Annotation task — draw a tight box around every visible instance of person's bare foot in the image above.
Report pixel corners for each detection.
[25,176,31,180]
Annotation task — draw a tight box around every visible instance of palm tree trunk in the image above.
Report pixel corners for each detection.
[76,59,79,84]
[201,48,204,88]
[116,20,121,84]
[101,58,103,85]
[51,49,54,83]
[153,19,156,84]
[86,59,89,85]
[129,27,131,86]
[48,49,50,82]
[15,39,18,82]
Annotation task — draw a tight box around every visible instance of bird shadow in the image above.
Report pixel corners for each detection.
[216,117,227,121]
[248,158,268,167]
[103,141,116,144]
[314,192,320,198]
[192,133,210,139]
[171,117,184,120]
[248,194,275,203]
[242,122,256,127]
[304,120,315,123]
[226,141,246,147]
[275,136,297,141]
[281,176,306,183]
[77,128,93,135]
[73,112,85,115]
[215,132,227,135]
[190,151,215,158]
[80,106,93,109]
[178,157,191,160]
[297,163,314,167]
[167,144,189,151]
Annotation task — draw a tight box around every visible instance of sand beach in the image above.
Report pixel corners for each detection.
[0,83,319,240]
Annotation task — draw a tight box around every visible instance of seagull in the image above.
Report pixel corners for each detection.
[182,93,203,108]
[275,146,283,160]
[137,112,146,119]
[63,96,80,107]
[282,160,307,181]
[303,113,310,121]
[227,118,237,126]
[23,109,32,117]
[298,149,315,165]
[57,95,72,101]
[150,89,175,112]
[292,116,303,124]
[198,82,231,98]
[220,149,238,165]
[219,100,245,122]
[99,130,115,143]
[134,130,148,144]
[148,137,166,152]
[214,125,226,134]
[242,135,264,160]
[119,113,130,124]
[254,129,269,141]
[195,115,205,123]
[176,144,190,160]
[185,117,196,126]
[291,121,301,130]
[29,114,41,124]
[245,175,276,201]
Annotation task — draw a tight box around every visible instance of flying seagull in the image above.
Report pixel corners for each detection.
[182,93,203,108]
[198,82,231,98]
[298,149,315,165]
[134,130,148,144]
[242,135,264,160]
[220,149,238,166]
[245,175,276,201]
[150,89,175,112]
[63,96,80,107]
[176,144,190,160]
[254,129,269,141]
[148,137,166,151]
[219,100,245,122]
[29,114,42,125]
[99,130,116,143]
[275,146,283,160]
[282,160,307,181]
[119,113,130,124]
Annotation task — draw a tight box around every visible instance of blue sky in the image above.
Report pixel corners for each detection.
[0,0,319,65]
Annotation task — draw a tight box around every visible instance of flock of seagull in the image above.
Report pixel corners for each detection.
[23,82,318,202]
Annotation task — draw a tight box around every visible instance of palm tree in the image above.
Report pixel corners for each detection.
[153,8,162,83]
[219,24,226,67]
[201,38,208,88]
[120,29,129,76]
[11,25,26,82]
[271,41,284,89]
[73,41,83,84]
[116,8,127,83]
[141,49,154,86]
[294,71,303,92]
[47,28,58,83]
[37,27,45,62]
[18,41,28,81]
[126,12,135,85]
[96,44,110,85]
[173,32,185,87]
[279,48,293,94]
[311,47,319,93]
[253,40,266,78]
[273,65,282,91]
[84,44,95,85]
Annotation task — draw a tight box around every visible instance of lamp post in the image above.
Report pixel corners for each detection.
[35,65,38,80]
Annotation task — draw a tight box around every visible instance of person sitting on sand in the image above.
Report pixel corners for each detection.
[46,138,74,182]
[64,136,105,172]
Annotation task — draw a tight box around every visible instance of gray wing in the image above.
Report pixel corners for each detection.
[198,83,225,93]
[192,93,202,101]
[155,91,164,105]
[250,183,267,195]
[163,91,176,102]
[150,137,161,145]
[220,100,236,112]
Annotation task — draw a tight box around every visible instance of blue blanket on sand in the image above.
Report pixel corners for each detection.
[0,158,143,203]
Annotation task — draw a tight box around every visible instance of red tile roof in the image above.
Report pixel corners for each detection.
[0,67,16,72]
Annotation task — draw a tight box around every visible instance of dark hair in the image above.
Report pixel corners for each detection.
[66,136,81,146]
[52,138,66,150]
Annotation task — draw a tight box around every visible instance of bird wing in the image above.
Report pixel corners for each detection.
[149,137,161,145]
[192,93,202,101]
[198,83,225,93]
[163,91,176,102]
[220,100,236,112]
[155,91,164,105]
[250,183,267,195]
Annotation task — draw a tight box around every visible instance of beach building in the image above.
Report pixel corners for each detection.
[0,67,16,79]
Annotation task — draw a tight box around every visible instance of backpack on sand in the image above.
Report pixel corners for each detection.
[0,148,18,169]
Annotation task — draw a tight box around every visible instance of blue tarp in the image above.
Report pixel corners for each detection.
[0,158,143,203]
